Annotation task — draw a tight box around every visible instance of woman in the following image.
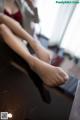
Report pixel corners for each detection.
[0,14,69,87]
[0,0,52,103]
[0,0,39,36]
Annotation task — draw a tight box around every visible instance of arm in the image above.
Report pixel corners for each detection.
[24,0,40,23]
[23,0,34,16]
[0,13,34,41]
[0,14,50,63]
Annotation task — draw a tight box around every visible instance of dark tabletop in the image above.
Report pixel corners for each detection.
[0,40,73,120]
[69,80,80,120]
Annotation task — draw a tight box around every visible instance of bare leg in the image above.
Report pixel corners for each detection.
[0,24,33,67]
[0,24,69,87]
[0,14,50,63]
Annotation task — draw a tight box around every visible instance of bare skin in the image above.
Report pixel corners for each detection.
[4,0,19,15]
[0,14,69,87]
[0,14,51,63]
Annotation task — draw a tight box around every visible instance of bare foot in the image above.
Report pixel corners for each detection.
[32,57,69,87]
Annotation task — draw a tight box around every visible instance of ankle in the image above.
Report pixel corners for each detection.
[26,55,35,70]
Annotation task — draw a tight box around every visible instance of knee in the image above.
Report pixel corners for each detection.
[0,24,6,28]
[0,24,6,32]
[47,55,51,63]
[0,24,8,36]
[0,13,4,23]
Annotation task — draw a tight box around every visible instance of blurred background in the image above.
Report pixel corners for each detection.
[0,0,80,120]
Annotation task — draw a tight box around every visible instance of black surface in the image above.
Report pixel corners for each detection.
[0,39,51,104]
[0,40,73,120]
[59,75,78,96]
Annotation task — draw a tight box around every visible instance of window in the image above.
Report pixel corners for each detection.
[36,0,59,38]
[61,4,80,58]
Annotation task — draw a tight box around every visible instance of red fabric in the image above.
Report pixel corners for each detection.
[51,55,64,66]
[4,10,23,25]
